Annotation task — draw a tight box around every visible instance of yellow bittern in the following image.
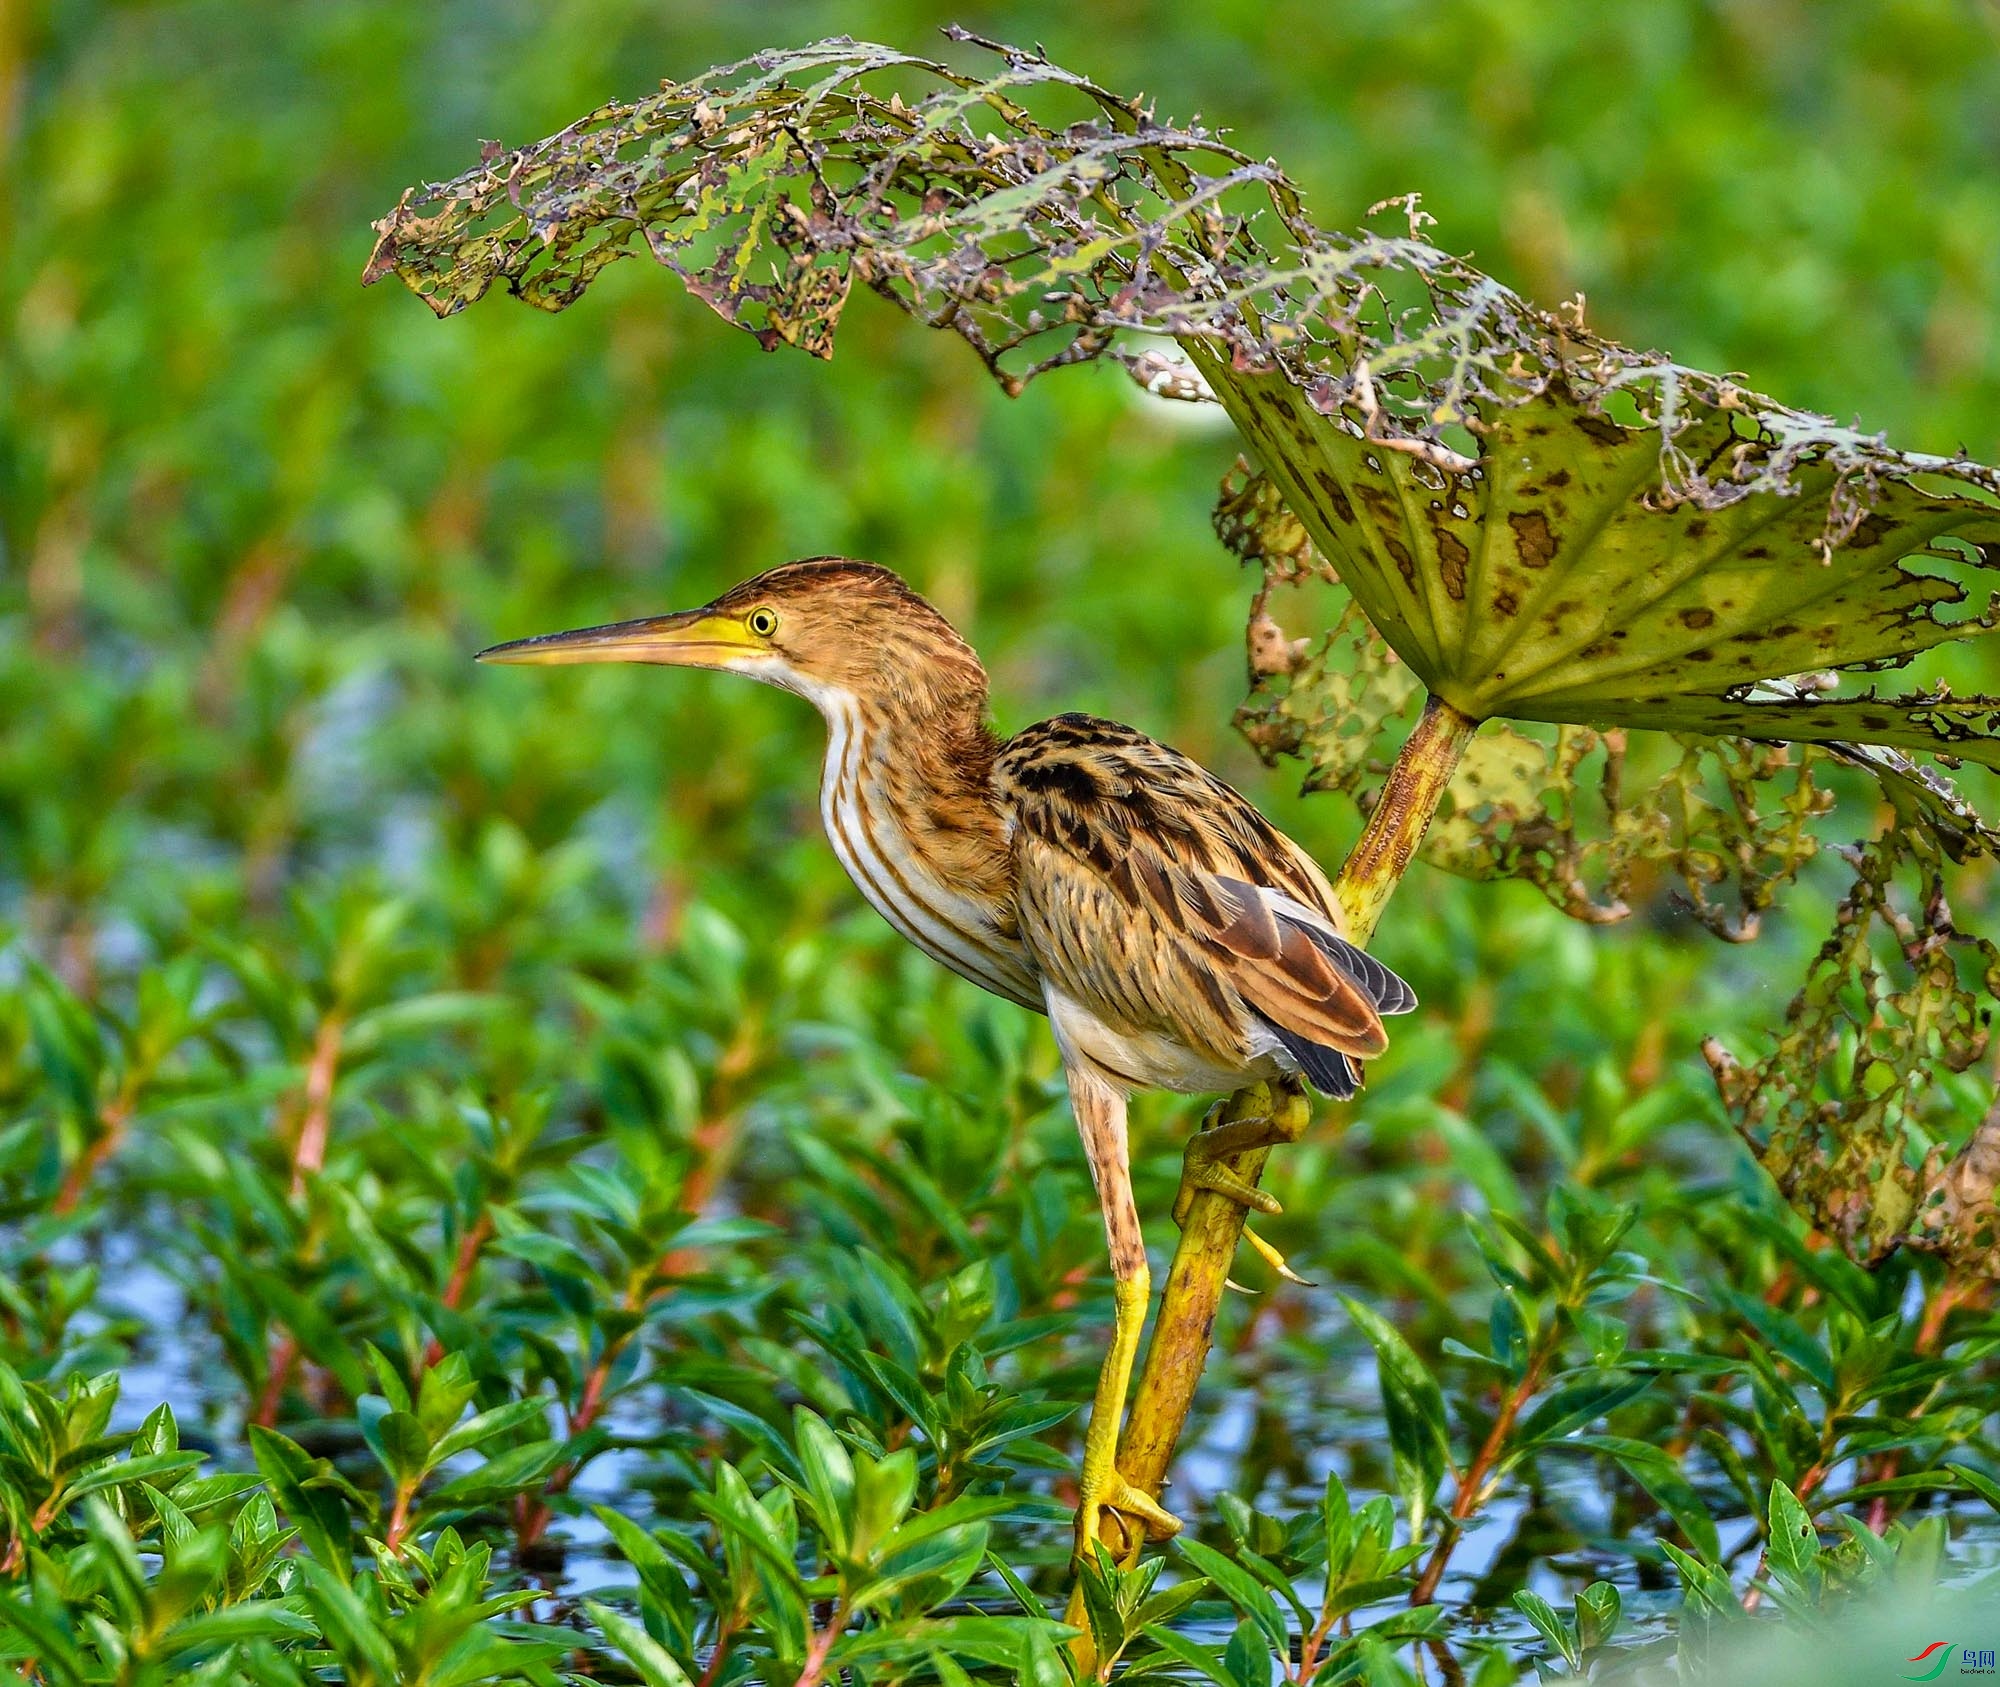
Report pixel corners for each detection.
[479,558,1413,1555]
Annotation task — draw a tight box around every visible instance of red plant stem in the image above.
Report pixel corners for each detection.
[423,1210,497,1367]
[1865,1273,1985,1532]
[515,1276,648,1551]
[695,1626,736,1687]
[385,1485,415,1551]
[52,1089,137,1215]
[252,1333,299,1430]
[792,1601,848,1687]
[1410,1339,1554,1606]
[253,1012,347,1428]
[289,1013,346,1199]
[514,1039,759,1554]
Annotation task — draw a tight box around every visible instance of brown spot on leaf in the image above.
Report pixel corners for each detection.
[1576,413,1628,445]
[1314,469,1355,524]
[1545,468,1571,488]
[1680,606,1717,629]
[1357,484,1397,523]
[1854,513,1894,548]
[1744,546,1772,559]
[1384,537,1415,587]
[1510,509,1558,568]
[1685,648,1714,662]
[1686,519,1709,540]
[1494,590,1519,615]
[1437,529,1470,600]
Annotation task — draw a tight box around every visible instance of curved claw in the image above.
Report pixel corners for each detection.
[1242,1223,1314,1287]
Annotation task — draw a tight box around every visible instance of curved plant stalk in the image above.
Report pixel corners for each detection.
[1110,695,1479,1535]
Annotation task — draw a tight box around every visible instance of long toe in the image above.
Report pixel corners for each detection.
[1175,1158,1284,1224]
[1111,1478,1183,1542]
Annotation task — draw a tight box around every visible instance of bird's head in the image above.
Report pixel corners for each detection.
[477,557,988,718]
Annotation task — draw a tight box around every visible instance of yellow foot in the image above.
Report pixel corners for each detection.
[1174,1107,1315,1287]
[1074,1469,1183,1561]
[1172,1111,1280,1227]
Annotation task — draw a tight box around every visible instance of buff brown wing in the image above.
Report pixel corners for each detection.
[996,714,1414,1093]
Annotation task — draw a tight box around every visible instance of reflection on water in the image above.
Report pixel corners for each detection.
[69,1235,2000,1672]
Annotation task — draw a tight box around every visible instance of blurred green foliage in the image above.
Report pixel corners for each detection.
[5,0,2000,1680]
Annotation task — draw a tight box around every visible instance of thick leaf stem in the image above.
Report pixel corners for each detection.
[1113,694,1479,1520]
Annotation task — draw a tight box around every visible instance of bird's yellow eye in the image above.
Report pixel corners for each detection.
[747,607,779,638]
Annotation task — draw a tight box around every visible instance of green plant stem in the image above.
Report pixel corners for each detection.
[1113,693,1479,1518]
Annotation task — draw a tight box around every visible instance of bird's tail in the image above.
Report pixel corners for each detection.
[1261,1017,1360,1098]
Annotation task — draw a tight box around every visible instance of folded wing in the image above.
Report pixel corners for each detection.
[997,714,1415,1096]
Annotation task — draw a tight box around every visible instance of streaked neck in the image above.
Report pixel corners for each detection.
[808,685,1039,1009]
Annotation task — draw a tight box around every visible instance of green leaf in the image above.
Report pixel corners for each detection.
[426,1438,563,1504]
[792,1408,856,1556]
[1017,1618,1073,1687]
[585,1599,697,1687]
[1568,1435,1721,1562]
[425,1397,550,1471]
[61,1451,205,1506]
[1223,1614,1270,1687]
[1575,1581,1621,1653]
[249,1426,355,1581]
[1511,1589,1580,1674]
[1204,358,2000,763]
[358,1405,429,1490]
[1138,1623,1238,1686]
[1764,1479,1821,1595]
[1340,1296,1450,1534]
[297,1559,399,1681]
[159,1601,319,1656]
[849,1445,918,1560]
[1515,1373,1652,1447]
[1176,1538,1289,1658]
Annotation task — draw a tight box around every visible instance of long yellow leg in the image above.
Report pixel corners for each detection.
[1074,1268,1179,1553]
[1060,1065,1181,1666]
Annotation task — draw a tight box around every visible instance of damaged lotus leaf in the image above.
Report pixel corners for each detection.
[1224,461,1835,938]
[1223,460,2000,932]
[1704,831,2000,1276]
[367,30,2000,782]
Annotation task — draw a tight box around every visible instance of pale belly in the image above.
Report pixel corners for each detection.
[1043,983,1288,1097]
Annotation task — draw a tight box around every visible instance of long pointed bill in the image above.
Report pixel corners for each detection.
[475,609,759,669]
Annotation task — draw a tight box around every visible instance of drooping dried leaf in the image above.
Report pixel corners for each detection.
[368,31,2000,781]
[1704,829,2000,1274]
